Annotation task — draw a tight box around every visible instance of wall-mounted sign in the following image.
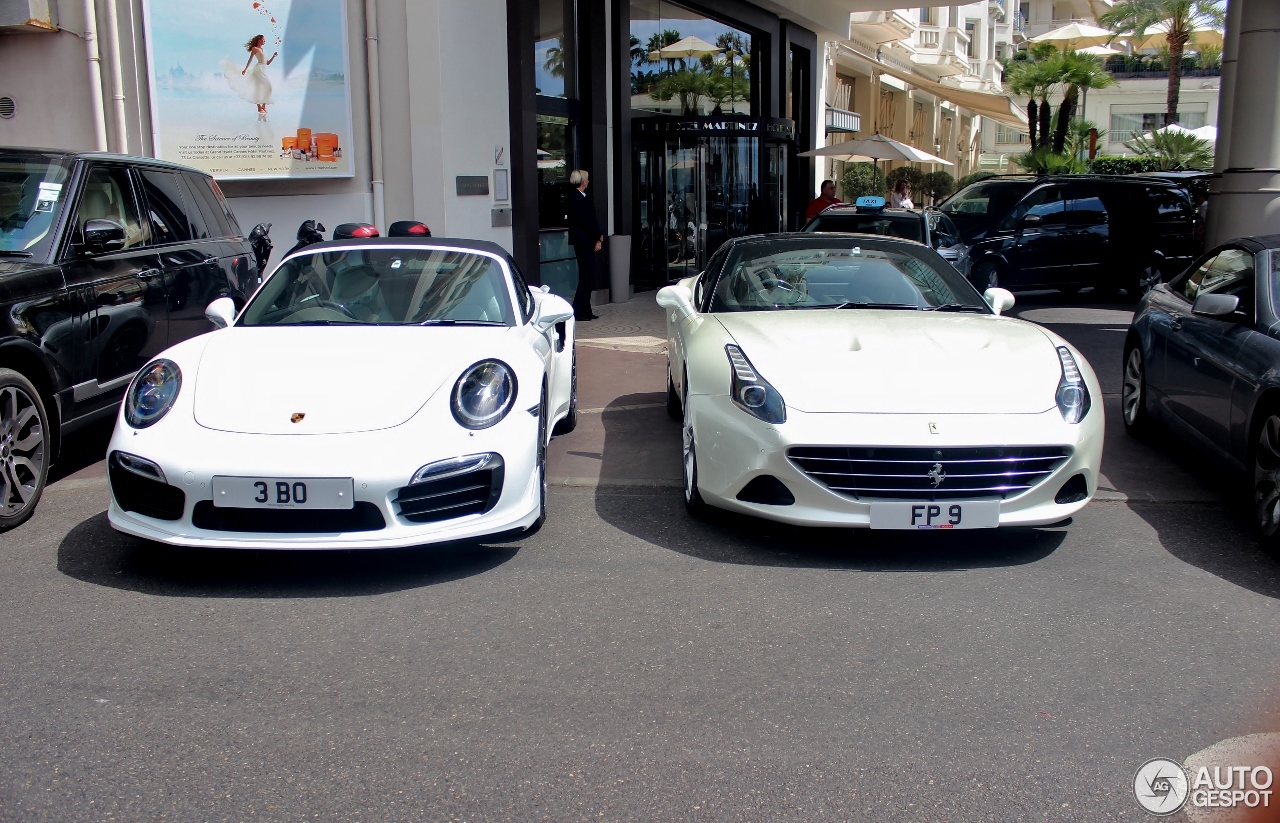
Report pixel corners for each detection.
[142,0,355,180]
[491,207,512,227]
[493,168,509,201]
[456,175,490,196]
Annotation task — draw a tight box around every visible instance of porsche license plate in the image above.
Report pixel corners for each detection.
[869,500,999,530]
[212,476,354,510]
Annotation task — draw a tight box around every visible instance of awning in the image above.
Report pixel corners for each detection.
[873,61,1028,128]
[836,45,1028,129]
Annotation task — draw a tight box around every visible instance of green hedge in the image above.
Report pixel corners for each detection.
[956,171,997,190]
[840,163,886,200]
[1090,155,1162,175]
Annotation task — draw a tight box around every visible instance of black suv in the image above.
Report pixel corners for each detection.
[0,148,253,528]
[937,175,1197,297]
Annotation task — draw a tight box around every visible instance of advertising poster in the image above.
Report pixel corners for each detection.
[143,0,354,180]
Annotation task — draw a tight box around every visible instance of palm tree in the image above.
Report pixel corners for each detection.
[1124,129,1214,170]
[651,68,710,115]
[1051,50,1116,154]
[646,29,683,72]
[1098,0,1224,127]
[1005,52,1060,151]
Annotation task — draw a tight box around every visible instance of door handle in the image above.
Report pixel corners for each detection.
[201,256,218,264]
[1170,314,1183,331]
[138,269,162,281]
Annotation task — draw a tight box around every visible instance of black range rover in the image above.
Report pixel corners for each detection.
[938,174,1198,298]
[0,148,254,528]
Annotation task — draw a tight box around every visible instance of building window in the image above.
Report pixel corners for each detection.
[1109,109,1207,143]
[995,123,1028,144]
[630,0,754,116]
[535,0,574,98]
[965,21,976,58]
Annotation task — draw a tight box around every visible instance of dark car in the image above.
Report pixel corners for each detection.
[0,148,252,528]
[1123,235,1280,553]
[803,197,970,275]
[938,175,1197,297]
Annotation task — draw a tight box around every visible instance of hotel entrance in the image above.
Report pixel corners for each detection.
[632,116,793,286]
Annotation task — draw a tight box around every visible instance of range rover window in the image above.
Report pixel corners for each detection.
[183,173,236,238]
[0,152,74,260]
[75,166,147,250]
[139,170,193,245]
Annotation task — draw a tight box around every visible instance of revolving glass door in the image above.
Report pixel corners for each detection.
[633,117,793,286]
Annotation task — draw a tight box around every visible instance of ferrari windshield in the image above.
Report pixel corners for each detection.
[708,237,988,313]
[240,247,516,327]
[0,153,74,260]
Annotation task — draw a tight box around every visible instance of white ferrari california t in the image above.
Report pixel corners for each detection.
[657,233,1104,530]
[106,238,577,549]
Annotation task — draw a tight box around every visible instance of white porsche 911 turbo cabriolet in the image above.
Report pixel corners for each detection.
[657,233,1104,530]
[107,238,577,549]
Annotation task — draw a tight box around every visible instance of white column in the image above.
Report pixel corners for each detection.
[1206,0,1280,247]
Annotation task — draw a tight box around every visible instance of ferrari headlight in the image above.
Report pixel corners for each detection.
[726,345,786,424]
[1055,346,1091,424]
[451,360,517,429]
[124,359,182,429]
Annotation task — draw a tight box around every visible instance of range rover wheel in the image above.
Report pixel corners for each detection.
[0,369,49,532]
[972,261,999,291]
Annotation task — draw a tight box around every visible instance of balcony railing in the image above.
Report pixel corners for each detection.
[825,107,861,134]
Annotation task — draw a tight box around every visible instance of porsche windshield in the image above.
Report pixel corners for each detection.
[241,248,516,327]
[0,153,74,260]
[804,212,924,242]
[708,238,988,313]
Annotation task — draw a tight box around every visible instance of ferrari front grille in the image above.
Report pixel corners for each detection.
[787,445,1072,501]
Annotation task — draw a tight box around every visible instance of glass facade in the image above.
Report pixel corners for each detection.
[630,0,754,116]
[535,0,574,98]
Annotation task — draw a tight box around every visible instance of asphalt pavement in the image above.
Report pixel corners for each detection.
[2,292,1279,822]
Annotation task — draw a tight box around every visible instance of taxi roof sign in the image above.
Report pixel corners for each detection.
[855,196,886,211]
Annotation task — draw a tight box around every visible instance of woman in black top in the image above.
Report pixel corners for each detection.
[567,169,603,321]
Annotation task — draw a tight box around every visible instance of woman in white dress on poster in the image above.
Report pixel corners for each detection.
[222,35,277,121]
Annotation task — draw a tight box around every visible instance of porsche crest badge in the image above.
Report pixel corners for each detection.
[290,413,306,424]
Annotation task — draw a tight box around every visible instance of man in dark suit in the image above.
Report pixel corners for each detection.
[567,169,603,321]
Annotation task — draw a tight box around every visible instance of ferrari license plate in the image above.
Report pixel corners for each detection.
[869,500,1000,530]
[212,476,354,510]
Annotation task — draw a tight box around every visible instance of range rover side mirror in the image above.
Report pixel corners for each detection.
[1018,213,1043,230]
[1192,292,1241,319]
[82,219,126,255]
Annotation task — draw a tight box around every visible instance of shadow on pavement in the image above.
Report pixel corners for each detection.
[48,416,114,484]
[57,512,519,598]
[592,394,1067,570]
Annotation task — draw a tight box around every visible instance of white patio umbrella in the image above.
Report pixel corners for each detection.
[1028,22,1115,49]
[648,35,721,63]
[799,134,953,166]
[1141,123,1198,140]
[1131,22,1223,51]
[1076,44,1122,56]
[1190,125,1217,143]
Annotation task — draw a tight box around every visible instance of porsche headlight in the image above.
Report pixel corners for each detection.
[726,345,786,424]
[124,359,182,429]
[451,360,517,429]
[1055,346,1091,424]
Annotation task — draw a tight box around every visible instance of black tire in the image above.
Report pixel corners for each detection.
[0,369,49,532]
[526,389,549,534]
[972,261,1000,291]
[1250,409,1280,559]
[666,361,682,420]
[1121,343,1150,437]
[552,347,578,435]
[682,403,708,519]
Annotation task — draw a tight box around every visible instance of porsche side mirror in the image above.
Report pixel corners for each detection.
[984,287,1016,315]
[83,219,126,255]
[533,293,574,332]
[205,296,237,329]
[656,285,695,319]
[1192,292,1240,318]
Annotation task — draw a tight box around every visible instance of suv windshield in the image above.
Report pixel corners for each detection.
[0,153,74,260]
[240,247,516,327]
[804,212,924,242]
[708,237,988,313]
[939,180,1035,240]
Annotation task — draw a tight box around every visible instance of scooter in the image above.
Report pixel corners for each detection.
[247,222,273,290]
[284,219,327,258]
